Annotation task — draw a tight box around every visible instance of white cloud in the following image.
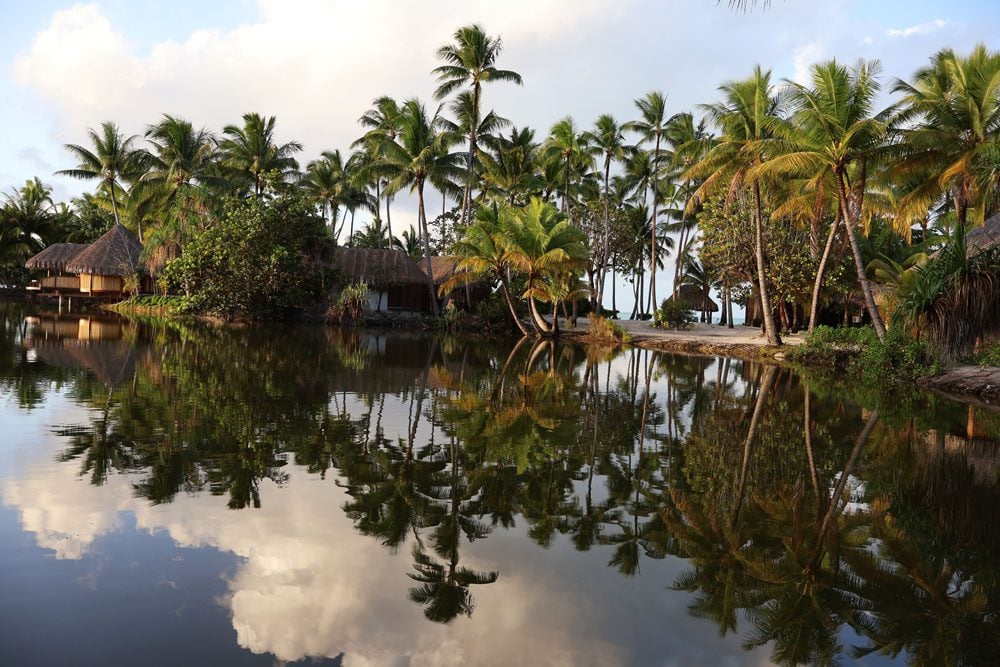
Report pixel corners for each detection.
[792,42,825,85]
[885,19,949,38]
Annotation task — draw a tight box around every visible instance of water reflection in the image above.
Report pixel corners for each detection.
[1,303,998,665]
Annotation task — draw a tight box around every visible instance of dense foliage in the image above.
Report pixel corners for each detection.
[163,193,332,320]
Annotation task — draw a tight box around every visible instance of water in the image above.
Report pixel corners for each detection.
[0,303,997,666]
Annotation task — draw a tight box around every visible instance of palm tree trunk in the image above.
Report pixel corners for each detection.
[416,180,439,316]
[753,183,782,345]
[727,286,734,328]
[108,179,122,228]
[498,280,530,336]
[835,173,885,340]
[528,295,553,335]
[808,211,841,331]
[650,135,661,309]
[734,365,777,522]
[599,159,612,309]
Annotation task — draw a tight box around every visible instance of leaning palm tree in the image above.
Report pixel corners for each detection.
[57,121,144,229]
[217,112,302,197]
[892,44,1000,231]
[432,24,523,226]
[500,198,589,336]
[380,99,463,315]
[685,68,784,345]
[758,59,890,338]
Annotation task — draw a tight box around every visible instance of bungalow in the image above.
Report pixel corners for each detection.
[420,256,491,311]
[332,247,431,312]
[25,224,145,299]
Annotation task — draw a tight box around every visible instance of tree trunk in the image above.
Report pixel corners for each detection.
[734,365,777,522]
[499,279,530,336]
[650,134,661,309]
[753,183,782,345]
[808,211,841,331]
[836,172,885,340]
[416,180,439,316]
[727,286,734,329]
[528,295,553,335]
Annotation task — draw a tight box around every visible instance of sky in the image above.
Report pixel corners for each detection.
[2,0,999,306]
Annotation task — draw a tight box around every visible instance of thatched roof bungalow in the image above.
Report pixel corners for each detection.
[331,247,431,312]
[669,284,719,313]
[420,256,491,310]
[24,243,88,292]
[65,224,143,295]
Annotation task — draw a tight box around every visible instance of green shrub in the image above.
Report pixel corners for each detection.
[328,282,370,325]
[789,324,936,382]
[654,299,695,329]
[976,343,1000,368]
[475,293,519,334]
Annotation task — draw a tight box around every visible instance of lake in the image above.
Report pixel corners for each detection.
[0,303,997,666]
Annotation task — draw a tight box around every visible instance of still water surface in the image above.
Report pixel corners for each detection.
[0,304,998,666]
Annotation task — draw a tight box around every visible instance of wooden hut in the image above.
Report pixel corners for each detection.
[421,256,491,311]
[24,243,88,292]
[332,247,431,312]
[64,224,143,296]
[670,284,719,313]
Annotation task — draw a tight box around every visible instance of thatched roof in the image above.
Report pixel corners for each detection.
[32,339,138,388]
[65,224,143,276]
[966,213,1000,257]
[670,284,719,312]
[24,243,87,271]
[332,247,428,288]
[419,255,486,286]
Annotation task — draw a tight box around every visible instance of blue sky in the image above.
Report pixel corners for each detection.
[2,0,999,304]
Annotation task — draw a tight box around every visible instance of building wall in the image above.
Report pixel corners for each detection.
[79,273,124,294]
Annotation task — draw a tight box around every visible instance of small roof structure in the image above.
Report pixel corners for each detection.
[966,213,1000,257]
[24,243,88,272]
[419,255,485,287]
[332,247,428,289]
[670,284,719,312]
[65,224,143,276]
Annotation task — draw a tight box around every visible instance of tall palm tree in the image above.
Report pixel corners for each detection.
[543,117,591,219]
[584,114,628,307]
[892,44,1000,231]
[381,99,463,315]
[57,121,143,229]
[356,96,405,236]
[626,91,670,308]
[757,59,889,338]
[685,68,784,345]
[303,150,347,232]
[1,178,61,253]
[433,24,523,226]
[479,126,542,205]
[217,112,302,197]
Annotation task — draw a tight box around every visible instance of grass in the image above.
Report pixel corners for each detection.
[584,313,631,344]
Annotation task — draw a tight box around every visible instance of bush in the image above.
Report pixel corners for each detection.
[789,324,936,382]
[976,343,1000,368]
[586,313,631,343]
[327,282,370,325]
[163,193,333,320]
[475,293,520,334]
[654,299,695,329]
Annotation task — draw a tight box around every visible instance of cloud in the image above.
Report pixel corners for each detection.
[886,19,949,38]
[792,42,825,85]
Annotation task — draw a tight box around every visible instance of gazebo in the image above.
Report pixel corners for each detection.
[331,247,432,312]
[64,224,143,295]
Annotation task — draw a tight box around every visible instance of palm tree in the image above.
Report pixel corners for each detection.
[380,99,463,315]
[394,227,423,261]
[57,121,143,230]
[626,91,670,308]
[479,126,542,205]
[303,150,346,232]
[584,114,628,307]
[350,217,392,249]
[432,24,523,227]
[543,117,591,219]
[217,112,302,197]
[892,44,1000,231]
[500,198,589,336]
[759,59,889,338]
[685,68,784,345]
[357,96,405,237]
[1,178,61,253]
[451,206,531,335]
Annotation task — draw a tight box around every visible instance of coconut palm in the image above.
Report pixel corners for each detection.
[217,112,302,197]
[543,117,592,219]
[57,121,144,229]
[357,96,405,237]
[892,44,1000,231]
[432,24,523,226]
[479,126,542,205]
[380,99,463,315]
[685,68,784,345]
[303,150,347,231]
[757,59,890,338]
[584,114,628,307]
[500,198,589,336]
[626,91,670,307]
[0,178,62,253]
